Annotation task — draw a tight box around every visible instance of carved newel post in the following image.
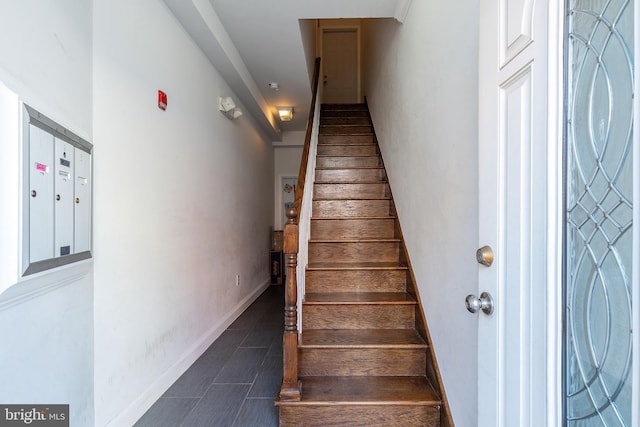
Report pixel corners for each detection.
[279,207,301,401]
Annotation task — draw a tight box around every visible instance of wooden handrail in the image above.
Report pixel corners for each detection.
[293,57,322,218]
[278,57,321,402]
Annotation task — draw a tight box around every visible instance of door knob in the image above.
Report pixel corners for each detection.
[476,245,494,266]
[465,292,494,315]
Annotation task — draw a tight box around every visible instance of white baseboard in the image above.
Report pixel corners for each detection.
[106,279,272,427]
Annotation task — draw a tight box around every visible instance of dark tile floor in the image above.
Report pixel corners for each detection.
[135,285,284,427]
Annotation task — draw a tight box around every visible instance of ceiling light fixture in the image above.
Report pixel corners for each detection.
[278,106,294,122]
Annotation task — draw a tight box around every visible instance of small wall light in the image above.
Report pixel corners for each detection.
[219,96,243,119]
[278,106,294,121]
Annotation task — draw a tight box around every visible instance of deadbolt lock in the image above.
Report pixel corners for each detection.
[476,245,494,267]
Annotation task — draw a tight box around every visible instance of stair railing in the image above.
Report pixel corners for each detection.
[279,57,321,401]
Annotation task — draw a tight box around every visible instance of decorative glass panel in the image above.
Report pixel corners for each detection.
[565,0,634,425]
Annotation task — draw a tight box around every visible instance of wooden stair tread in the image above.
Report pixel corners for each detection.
[286,376,440,406]
[317,144,376,147]
[301,329,427,348]
[315,182,387,185]
[315,166,384,170]
[320,122,371,129]
[316,155,380,158]
[311,216,396,220]
[313,197,391,201]
[309,238,400,243]
[307,262,408,270]
[305,292,417,304]
[322,104,368,110]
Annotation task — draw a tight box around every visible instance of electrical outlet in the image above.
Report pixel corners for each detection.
[235,274,240,287]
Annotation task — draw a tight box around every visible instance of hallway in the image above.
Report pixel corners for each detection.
[134,286,283,427]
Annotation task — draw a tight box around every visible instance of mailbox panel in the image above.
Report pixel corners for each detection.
[74,147,91,253]
[23,105,93,275]
[54,138,74,257]
[28,124,54,263]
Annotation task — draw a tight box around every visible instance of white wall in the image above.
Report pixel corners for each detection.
[92,0,274,425]
[274,131,304,229]
[299,19,318,84]
[0,1,94,425]
[362,2,479,425]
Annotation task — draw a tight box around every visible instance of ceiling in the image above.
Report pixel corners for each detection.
[162,0,411,140]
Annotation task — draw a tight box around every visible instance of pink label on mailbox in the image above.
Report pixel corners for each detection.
[35,162,48,173]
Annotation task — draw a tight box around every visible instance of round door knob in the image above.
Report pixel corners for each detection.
[476,245,494,266]
[465,292,494,315]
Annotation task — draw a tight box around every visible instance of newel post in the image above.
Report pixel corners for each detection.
[279,207,301,401]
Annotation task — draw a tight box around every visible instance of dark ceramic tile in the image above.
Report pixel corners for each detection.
[163,352,229,398]
[233,398,278,427]
[144,287,284,427]
[181,384,250,427]
[248,357,282,398]
[240,329,282,348]
[228,309,262,330]
[201,329,248,358]
[267,334,283,357]
[252,309,284,331]
[134,397,198,427]
[214,347,268,383]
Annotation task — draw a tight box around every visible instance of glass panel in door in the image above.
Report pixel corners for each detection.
[565,0,635,425]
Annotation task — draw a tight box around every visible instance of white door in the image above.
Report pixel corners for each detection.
[322,29,358,104]
[476,0,559,425]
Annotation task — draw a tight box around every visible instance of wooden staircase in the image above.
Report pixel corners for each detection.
[276,104,451,426]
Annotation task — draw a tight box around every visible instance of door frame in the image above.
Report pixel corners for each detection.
[548,1,565,425]
[316,19,362,103]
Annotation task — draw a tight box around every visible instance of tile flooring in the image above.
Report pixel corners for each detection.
[135,285,284,427]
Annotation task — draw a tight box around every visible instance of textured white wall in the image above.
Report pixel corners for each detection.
[93,0,274,425]
[0,0,94,425]
[362,2,479,425]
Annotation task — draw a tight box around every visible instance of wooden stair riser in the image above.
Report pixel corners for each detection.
[279,405,441,426]
[320,110,370,118]
[314,183,389,199]
[303,305,415,329]
[321,117,371,126]
[318,137,376,149]
[321,104,369,111]
[313,200,393,218]
[299,348,426,376]
[320,125,372,135]
[309,241,400,263]
[311,218,395,240]
[316,168,386,183]
[306,269,407,293]
[316,156,381,168]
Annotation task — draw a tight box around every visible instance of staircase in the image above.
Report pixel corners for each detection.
[277,104,450,426]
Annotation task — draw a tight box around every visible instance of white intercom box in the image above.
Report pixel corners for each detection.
[23,106,92,275]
